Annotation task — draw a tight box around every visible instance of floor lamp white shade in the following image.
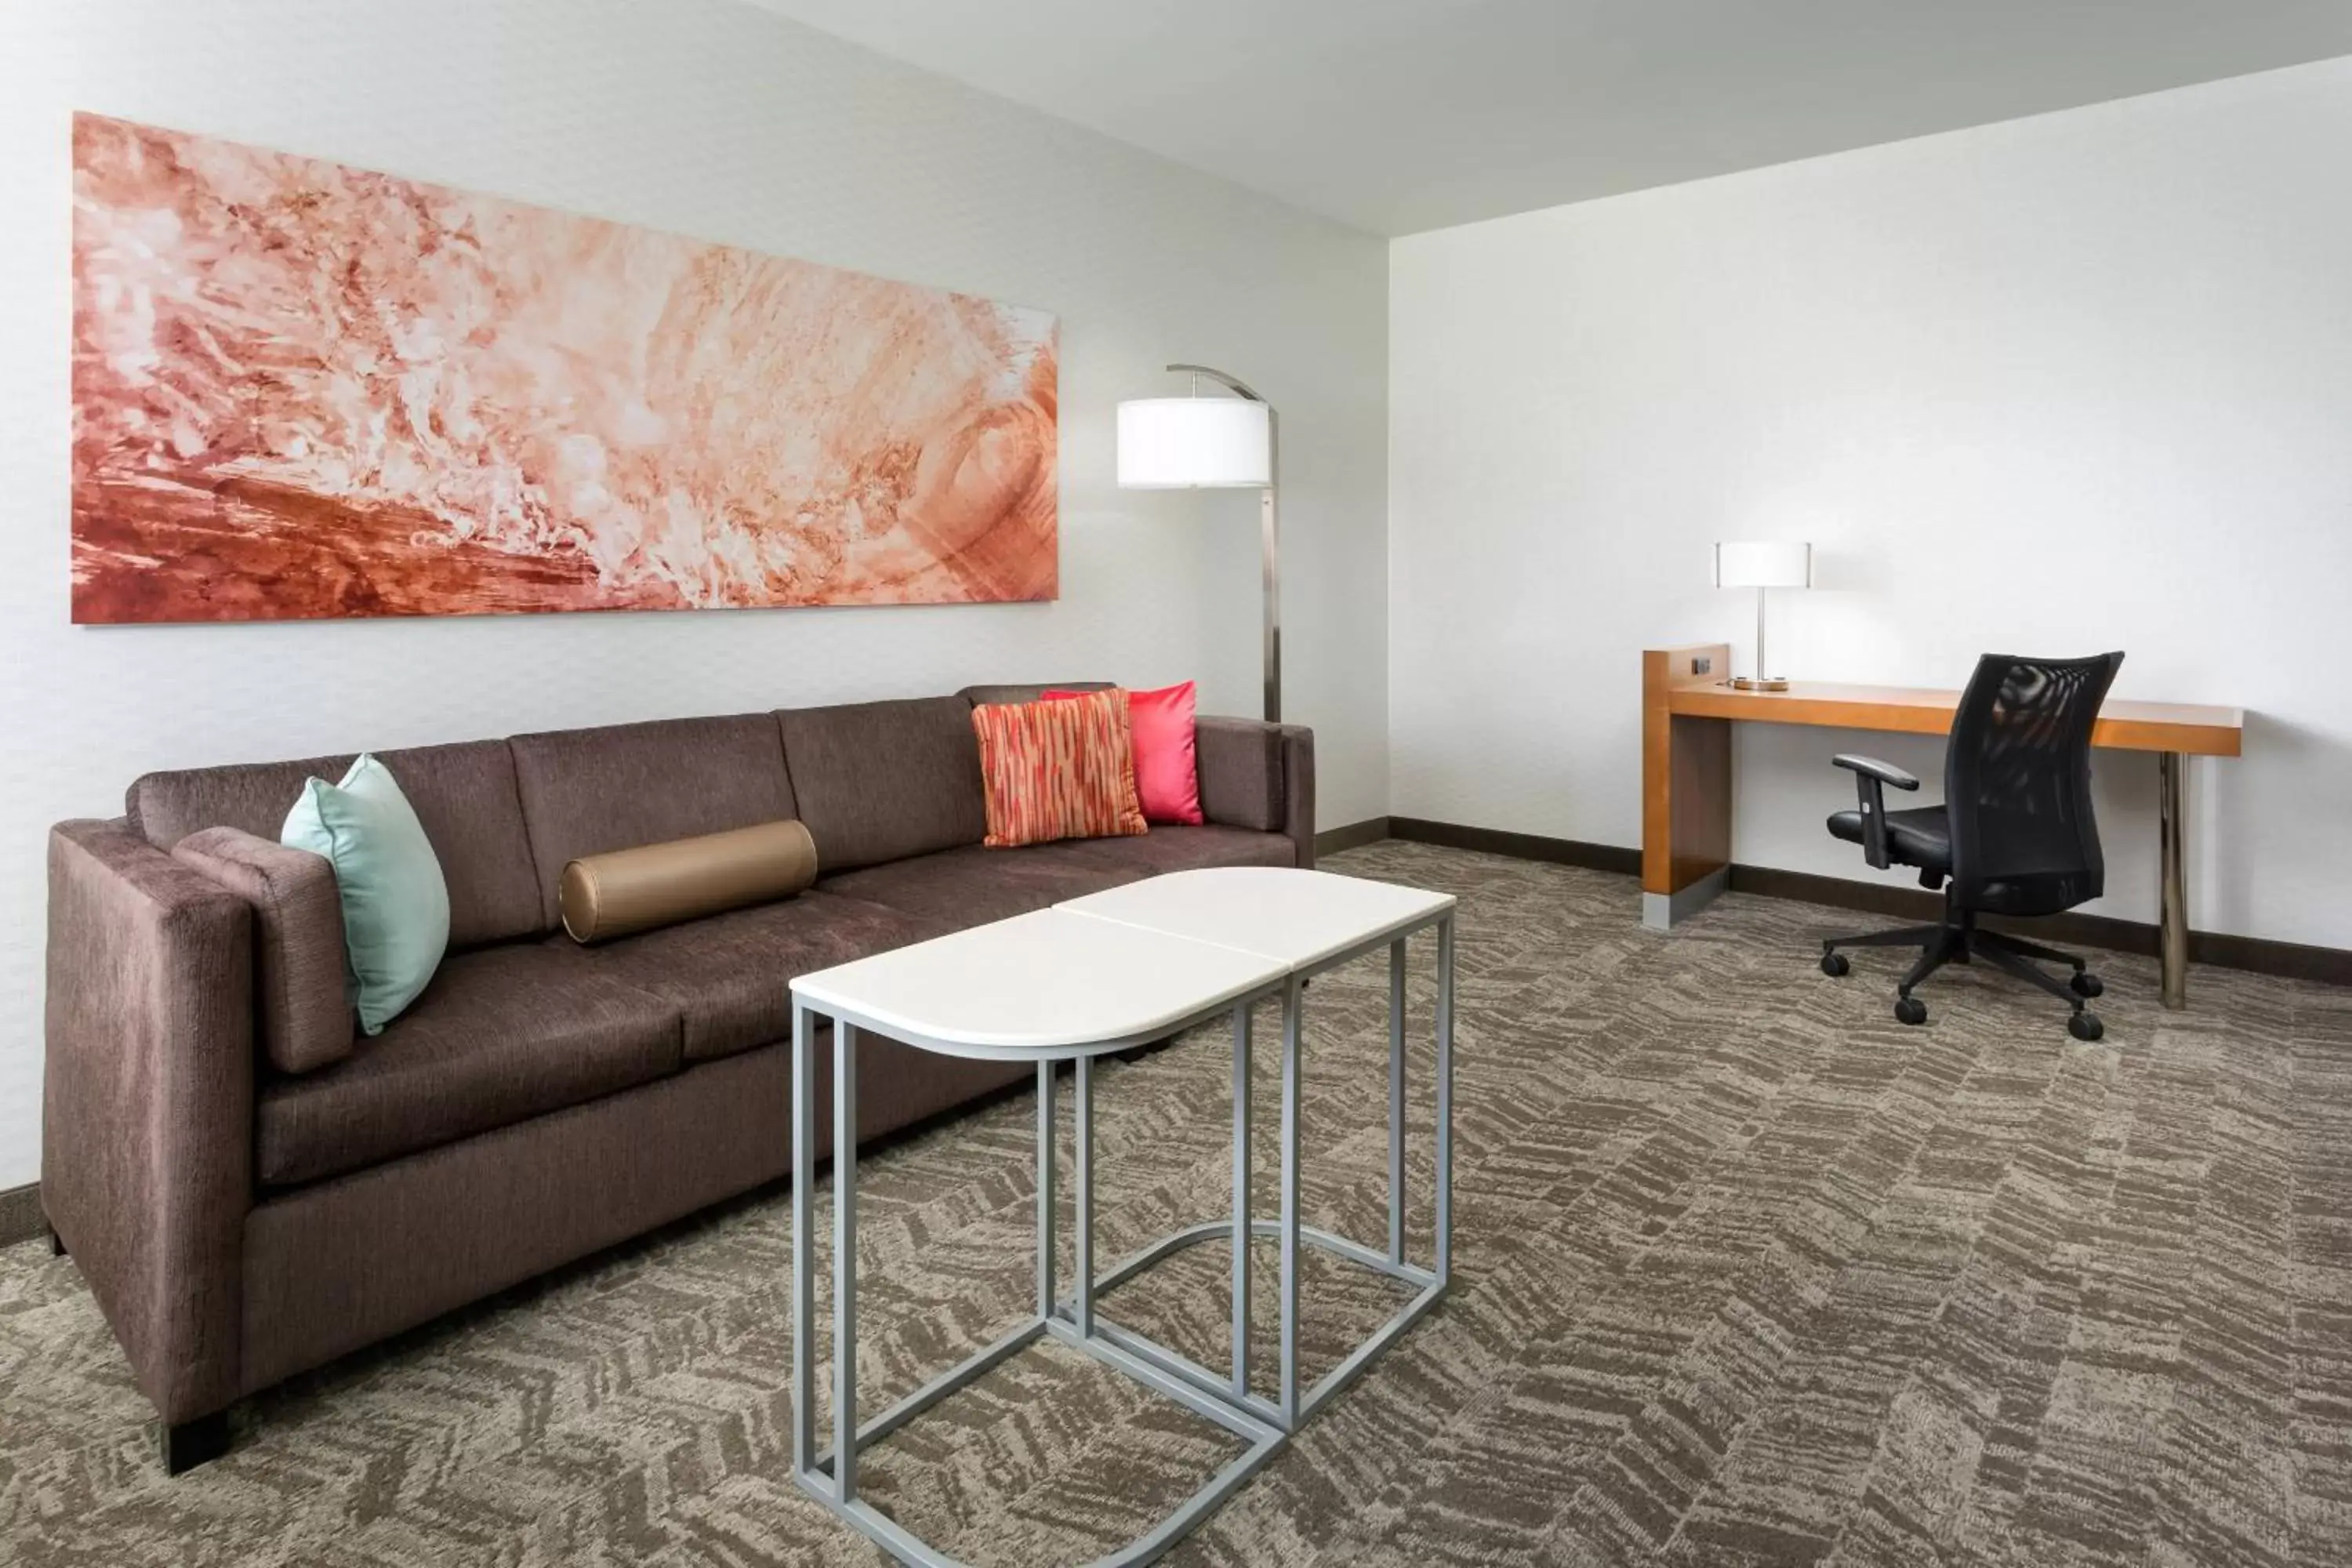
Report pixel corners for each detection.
[1116,365,1283,721]
[1712,540,1813,690]
[1116,397,1272,488]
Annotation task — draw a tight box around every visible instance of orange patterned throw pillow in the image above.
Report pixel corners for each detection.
[971,689,1149,848]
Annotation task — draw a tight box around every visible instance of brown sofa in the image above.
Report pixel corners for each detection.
[42,684,1313,1472]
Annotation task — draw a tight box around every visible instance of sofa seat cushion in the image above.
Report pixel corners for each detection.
[818,841,1149,928]
[572,891,949,1062]
[256,945,684,1188]
[1065,825,1299,875]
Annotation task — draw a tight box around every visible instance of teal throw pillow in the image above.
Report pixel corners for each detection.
[281,753,451,1035]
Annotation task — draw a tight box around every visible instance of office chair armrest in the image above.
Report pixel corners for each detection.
[1831,753,1920,791]
[1831,754,1916,871]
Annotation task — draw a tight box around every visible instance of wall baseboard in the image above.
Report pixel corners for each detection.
[0,1182,42,1248]
[1726,863,2352,987]
[1315,816,1392,857]
[1387,817,1642,877]
[1375,817,2352,988]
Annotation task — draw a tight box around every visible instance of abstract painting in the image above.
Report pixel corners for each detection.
[70,114,1058,623]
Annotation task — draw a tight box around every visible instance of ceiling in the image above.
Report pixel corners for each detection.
[741,0,2352,234]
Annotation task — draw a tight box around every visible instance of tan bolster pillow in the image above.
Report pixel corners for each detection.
[561,820,818,944]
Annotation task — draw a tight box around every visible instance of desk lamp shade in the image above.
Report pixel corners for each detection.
[1713,540,1812,690]
[1116,398,1272,488]
[1713,540,1813,590]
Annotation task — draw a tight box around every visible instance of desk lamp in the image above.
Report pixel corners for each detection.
[1712,540,1812,691]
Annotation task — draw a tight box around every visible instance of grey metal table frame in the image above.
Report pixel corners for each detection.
[789,906,1456,1568]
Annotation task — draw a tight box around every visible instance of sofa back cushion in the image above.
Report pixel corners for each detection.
[509,715,797,929]
[957,681,1111,706]
[779,696,986,873]
[128,740,543,948]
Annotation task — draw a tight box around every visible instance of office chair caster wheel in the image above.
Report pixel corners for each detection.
[1893,996,1927,1026]
[1820,952,1849,977]
[2068,1011,2104,1042]
[2070,971,2103,999]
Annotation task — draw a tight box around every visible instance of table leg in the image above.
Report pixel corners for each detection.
[1279,973,1303,1430]
[791,1003,816,1480]
[1436,915,1454,1287]
[1232,1001,1252,1401]
[2161,751,2189,1010]
[1388,938,1406,1267]
[1642,647,1735,930]
[1037,1060,1056,1319]
[832,1022,858,1503]
[1076,1053,1094,1339]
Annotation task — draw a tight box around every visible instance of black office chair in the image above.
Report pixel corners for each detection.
[1817,651,2124,1040]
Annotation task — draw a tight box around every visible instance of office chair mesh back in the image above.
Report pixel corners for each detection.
[1943,651,2125,917]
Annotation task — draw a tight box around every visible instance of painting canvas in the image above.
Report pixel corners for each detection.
[70,114,1058,623]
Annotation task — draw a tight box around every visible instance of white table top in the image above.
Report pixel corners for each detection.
[1058,867,1455,971]
[790,907,1287,1058]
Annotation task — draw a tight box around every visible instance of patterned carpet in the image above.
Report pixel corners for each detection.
[4,840,2350,1567]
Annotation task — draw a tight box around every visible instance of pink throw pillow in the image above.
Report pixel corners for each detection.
[1043,682,1204,826]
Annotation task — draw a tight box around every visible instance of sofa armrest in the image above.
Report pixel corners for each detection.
[174,826,352,1075]
[1194,717,1317,868]
[45,818,253,1424]
[1277,724,1316,869]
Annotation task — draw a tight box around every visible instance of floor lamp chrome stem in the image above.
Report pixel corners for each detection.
[1261,416,1280,726]
[1167,363,1280,724]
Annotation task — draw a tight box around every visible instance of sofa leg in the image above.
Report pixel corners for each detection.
[46,1224,67,1258]
[160,1411,231,1475]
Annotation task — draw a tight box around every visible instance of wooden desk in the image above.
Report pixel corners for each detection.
[1642,644,2245,1007]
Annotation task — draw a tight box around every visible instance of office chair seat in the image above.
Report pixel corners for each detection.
[1825,805,1951,873]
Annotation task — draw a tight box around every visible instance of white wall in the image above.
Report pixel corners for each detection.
[0,0,1388,1187]
[1391,57,2352,952]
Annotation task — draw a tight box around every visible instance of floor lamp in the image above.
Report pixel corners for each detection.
[1116,365,1281,723]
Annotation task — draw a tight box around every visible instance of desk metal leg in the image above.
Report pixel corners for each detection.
[1436,915,1454,1286]
[2160,752,2189,1010]
[832,1022,858,1504]
[1038,1060,1056,1317]
[790,1004,816,1479]
[1279,973,1303,1431]
[1076,1054,1094,1339]
[1232,1002,1252,1400]
[1388,939,1406,1266]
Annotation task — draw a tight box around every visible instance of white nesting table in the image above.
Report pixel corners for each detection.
[789,870,1457,1568]
[1057,868,1457,1432]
